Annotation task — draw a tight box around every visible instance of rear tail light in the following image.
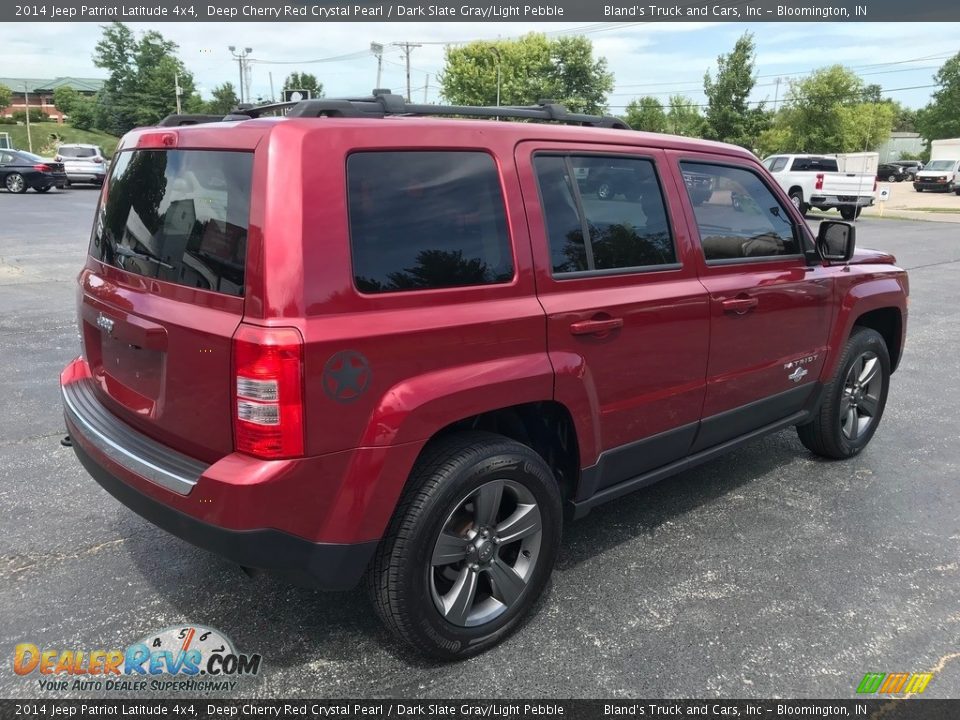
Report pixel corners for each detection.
[33,164,51,173]
[93,157,104,164]
[815,173,824,191]
[232,324,305,459]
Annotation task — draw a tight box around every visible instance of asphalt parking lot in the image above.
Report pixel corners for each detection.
[0,187,957,699]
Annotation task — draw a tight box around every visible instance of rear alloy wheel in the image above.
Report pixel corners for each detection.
[789,189,808,217]
[5,173,26,194]
[798,327,890,459]
[367,432,562,660]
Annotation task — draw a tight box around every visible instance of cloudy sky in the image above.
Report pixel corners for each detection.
[2,21,957,111]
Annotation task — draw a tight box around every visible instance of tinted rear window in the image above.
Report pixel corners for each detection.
[90,150,252,297]
[790,157,838,172]
[59,147,97,158]
[347,151,513,293]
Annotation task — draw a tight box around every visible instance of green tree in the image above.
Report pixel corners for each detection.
[283,72,324,98]
[439,34,614,114]
[69,100,97,131]
[666,94,705,137]
[916,51,960,142]
[53,86,80,116]
[203,82,239,114]
[625,97,667,132]
[93,22,201,134]
[0,83,11,112]
[703,32,769,149]
[760,65,895,154]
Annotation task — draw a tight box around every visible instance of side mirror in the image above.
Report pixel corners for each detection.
[817,220,856,262]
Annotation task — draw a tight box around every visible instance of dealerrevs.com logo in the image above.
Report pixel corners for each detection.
[14,625,261,693]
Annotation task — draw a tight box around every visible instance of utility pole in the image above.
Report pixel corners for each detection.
[423,74,429,103]
[773,77,782,108]
[370,42,384,89]
[228,46,253,104]
[23,82,33,153]
[268,72,275,103]
[393,41,421,101]
[174,72,183,114]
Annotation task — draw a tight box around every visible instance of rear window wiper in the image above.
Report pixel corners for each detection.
[113,244,173,269]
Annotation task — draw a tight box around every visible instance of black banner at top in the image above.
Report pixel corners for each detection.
[4,0,960,22]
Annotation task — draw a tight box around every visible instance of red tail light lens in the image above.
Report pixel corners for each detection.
[233,324,305,459]
[93,157,104,164]
[34,164,51,173]
[815,173,824,191]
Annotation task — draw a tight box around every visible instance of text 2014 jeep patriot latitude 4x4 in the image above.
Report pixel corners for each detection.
[61,92,908,659]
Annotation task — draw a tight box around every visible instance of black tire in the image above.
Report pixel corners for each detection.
[797,327,890,459]
[5,173,27,194]
[839,207,861,221]
[367,431,562,660]
[34,186,52,193]
[789,189,808,217]
[915,187,923,192]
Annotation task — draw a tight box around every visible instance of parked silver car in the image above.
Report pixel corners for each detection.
[55,144,109,186]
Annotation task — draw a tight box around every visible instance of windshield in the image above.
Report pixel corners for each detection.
[924,160,956,171]
[89,149,253,297]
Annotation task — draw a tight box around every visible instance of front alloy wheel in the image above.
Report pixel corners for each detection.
[430,479,542,627]
[839,351,883,442]
[5,173,26,194]
[797,327,890,459]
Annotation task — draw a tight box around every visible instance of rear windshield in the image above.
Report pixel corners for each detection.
[790,157,838,172]
[59,146,97,158]
[90,150,253,297]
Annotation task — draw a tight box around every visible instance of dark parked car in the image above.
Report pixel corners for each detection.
[0,150,67,193]
[890,160,923,181]
[877,163,906,182]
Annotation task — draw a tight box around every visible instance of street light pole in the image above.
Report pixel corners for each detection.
[23,82,33,153]
[490,48,502,120]
[370,42,384,89]
[228,46,253,104]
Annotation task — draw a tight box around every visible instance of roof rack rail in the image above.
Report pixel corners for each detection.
[158,90,631,129]
[157,113,232,127]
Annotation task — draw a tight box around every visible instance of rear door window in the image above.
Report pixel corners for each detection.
[535,154,677,276]
[347,151,513,293]
[90,150,253,297]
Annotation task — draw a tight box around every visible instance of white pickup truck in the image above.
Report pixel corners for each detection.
[762,154,877,220]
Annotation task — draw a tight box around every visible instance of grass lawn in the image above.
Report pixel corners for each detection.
[0,122,120,157]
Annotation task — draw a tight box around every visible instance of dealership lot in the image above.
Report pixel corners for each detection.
[0,188,957,698]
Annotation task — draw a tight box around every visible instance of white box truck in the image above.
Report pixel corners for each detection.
[914,138,960,193]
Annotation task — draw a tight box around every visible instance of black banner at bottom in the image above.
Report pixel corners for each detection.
[0,700,956,720]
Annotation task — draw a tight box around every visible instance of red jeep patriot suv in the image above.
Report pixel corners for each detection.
[61,92,908,659]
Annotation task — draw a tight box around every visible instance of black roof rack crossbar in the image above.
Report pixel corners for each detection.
[158,91,631,129]
[286,93,630,129]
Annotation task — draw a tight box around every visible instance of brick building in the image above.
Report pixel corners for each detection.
[0,77,105,122]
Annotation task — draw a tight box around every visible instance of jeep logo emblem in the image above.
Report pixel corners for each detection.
[96,313,114,333]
